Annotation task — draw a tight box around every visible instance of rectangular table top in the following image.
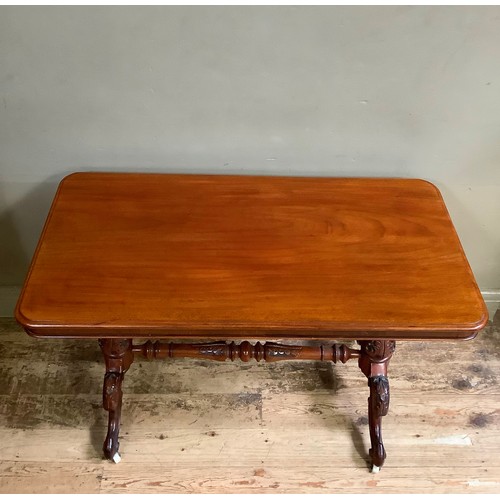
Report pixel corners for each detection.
[15,173,487,340]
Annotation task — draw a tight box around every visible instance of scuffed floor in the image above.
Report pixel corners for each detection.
[0,312,499,493]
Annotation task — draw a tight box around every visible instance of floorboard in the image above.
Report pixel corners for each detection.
[0,313,499,493]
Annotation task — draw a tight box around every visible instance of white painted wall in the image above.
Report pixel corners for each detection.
[1,6,499,291]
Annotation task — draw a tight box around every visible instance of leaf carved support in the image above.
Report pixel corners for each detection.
[99,338,134,463]
[358,340,395,471]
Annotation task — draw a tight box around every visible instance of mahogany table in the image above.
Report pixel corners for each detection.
[15,173,488,472]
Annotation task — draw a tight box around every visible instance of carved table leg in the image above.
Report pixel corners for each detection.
[358,340,395,473]
[99,339,134,463]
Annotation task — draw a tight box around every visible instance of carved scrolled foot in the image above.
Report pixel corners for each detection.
[358,340,395,472]
[99,339,133,463]
[103,372,124,462]
[368,375,390,469]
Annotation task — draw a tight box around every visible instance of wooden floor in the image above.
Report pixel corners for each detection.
[0,313,499,494]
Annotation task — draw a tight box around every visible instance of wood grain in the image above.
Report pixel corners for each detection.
[15,173,487,339]
[98,465,500,494]
[0,462,102,493]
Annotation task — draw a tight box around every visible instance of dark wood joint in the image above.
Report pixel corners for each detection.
[99,338,134,373]
[358,340,395,378]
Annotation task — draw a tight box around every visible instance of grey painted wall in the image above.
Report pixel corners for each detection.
[1,6,499,289]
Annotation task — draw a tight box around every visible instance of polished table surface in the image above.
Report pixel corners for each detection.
[16,172,487,340]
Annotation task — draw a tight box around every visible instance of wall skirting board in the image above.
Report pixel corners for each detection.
[481,290,500,322]
[1,285,499,322]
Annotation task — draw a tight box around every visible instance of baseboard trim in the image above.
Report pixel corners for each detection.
[1,285,499,320]
[481,289,500,321]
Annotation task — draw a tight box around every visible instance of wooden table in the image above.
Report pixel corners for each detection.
[15,173,488,472]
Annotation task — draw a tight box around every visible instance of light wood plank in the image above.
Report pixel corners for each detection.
[99,465,500,494]
[1,423,498,467]
[0,461,102,493]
